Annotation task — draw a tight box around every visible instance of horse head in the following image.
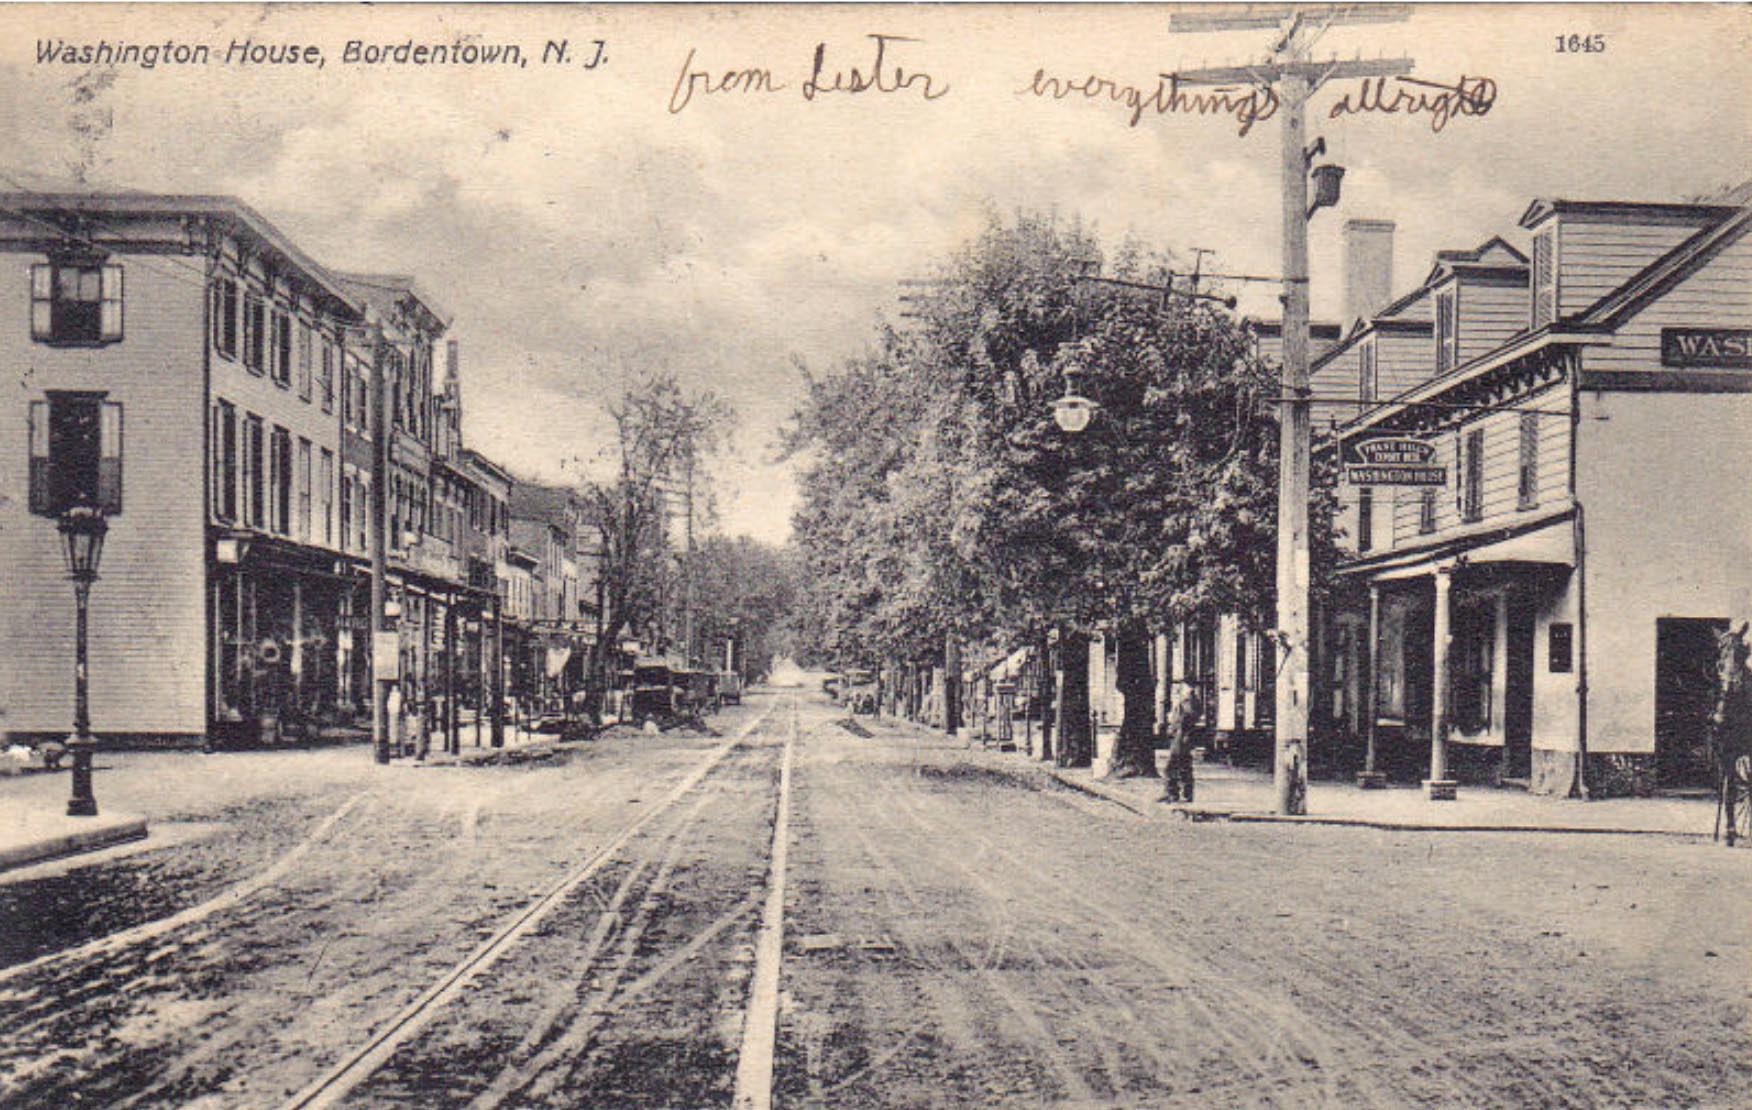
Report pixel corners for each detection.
[1716,622,1752,699]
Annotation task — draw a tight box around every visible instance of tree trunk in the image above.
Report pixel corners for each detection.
[1035,634,1055,762]
[1106,619,1160,779]
[944,634,962,735]
[1055,630,1092,768]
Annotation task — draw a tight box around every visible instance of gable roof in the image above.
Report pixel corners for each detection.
[1519,197,1733,229]
[1422,236,1529,286]
[1576,202,1752,329]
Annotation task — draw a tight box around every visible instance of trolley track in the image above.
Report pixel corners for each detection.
[282,694,791,1109]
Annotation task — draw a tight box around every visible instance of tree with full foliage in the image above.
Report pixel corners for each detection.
[580,372,730,723]
[789,209,1333,777]
[688,534,799,683]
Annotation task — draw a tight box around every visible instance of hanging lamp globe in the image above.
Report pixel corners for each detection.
[1051,363,1097,434]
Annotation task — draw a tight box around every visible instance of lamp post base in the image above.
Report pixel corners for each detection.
[1422,778,1459,801]
[65,737,98,817]
[1355,770,1389,790]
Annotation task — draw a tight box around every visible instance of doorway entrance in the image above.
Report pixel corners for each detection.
[1503,600,1536,780]
[1654,617,1728,788]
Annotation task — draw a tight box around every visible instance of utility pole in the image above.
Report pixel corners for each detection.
[1171,5,1412,814]
[369,326,393,765]
[682,446,696,668]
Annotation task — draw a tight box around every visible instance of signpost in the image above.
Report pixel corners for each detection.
[1344,437,1446,486]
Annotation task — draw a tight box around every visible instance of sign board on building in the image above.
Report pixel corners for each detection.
[1343,437,1447,486]
[373,633,402,680]
[1660,328,1752,368]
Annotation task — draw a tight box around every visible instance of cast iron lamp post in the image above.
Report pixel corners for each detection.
[58,504,108,817]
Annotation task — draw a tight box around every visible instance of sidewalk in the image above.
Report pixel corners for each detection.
[1035,754,1722,839]
[0,798,148,874]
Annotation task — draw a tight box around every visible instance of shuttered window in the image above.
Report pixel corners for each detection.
[26,393,122,514]
[1518,413,1540,509]
[1531,228,1556,328]
[1359,339,1378,402]
[31,262,122,345]
[1435,288,1458,372]
[1357,486,1373,553]
[243,415,264,527]
[320,448,335,546]
[320,340,335,413]
[1461,428,1485,522]
[297,437,312,541]
[244,297,266,374]
[212,400,237,521]
[271,425,292,534]
[1419,487,1437,534]
[211,278,238,359]
[298,322,314,401]
[271,310,293,387]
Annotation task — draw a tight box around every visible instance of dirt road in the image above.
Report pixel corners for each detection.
[775,707,1752,1108]
[2,689,1747,1107]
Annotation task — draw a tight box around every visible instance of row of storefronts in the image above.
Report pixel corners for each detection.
[0,188,602,749]
[945,185,1752,799]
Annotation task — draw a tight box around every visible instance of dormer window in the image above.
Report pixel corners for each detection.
[1531,227,1557,328]
[1435,287,1458,373]
[31,260,123,346]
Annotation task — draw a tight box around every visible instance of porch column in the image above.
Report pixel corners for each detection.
[1358,583,1387,789]
[1426,565,1459,800]
[444,598,458,755]
[491,603,505,747]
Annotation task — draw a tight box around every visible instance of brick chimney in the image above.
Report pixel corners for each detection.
[1344,219,1395,325]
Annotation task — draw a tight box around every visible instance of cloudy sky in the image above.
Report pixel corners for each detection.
[3,4,1747,543]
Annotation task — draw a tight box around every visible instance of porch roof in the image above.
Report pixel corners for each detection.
[1348,512,1575,583]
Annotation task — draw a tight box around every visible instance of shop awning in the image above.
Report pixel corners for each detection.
[1462,520,1574,568]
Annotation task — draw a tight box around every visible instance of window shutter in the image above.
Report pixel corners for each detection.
[98,400,123,514]
[30,264,53,340]
[1532,230,1556,328]
[100,265,123,341]
[28,400,50,514]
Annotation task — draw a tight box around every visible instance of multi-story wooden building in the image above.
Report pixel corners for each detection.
[1,188,522,751]
[1,190,363,743]
[1326,192,1752,796]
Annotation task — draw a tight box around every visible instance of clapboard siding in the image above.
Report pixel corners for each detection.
[209,242,348,553]
[1387,391,1570,549]
[1458,279,1528,362]
[1583,227,1752,374]
[1376,328,1438,399]
[1557,220,1706,317]
[1,257,208,735]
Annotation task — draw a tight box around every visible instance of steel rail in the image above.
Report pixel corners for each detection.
[280,697,784,1110]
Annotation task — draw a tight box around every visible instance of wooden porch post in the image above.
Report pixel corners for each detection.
[1359,583,1387,788]
[1426,566,1458,799]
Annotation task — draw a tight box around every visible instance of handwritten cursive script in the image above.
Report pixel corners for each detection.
[667,35,948,114]
[802,34,948,102]
[1327,75,1498,132]
[668,47,788,114]
[1019,69,1279,136]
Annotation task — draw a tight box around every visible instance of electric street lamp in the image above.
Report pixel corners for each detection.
[57,503,108,817]
[1051,361,1098,434]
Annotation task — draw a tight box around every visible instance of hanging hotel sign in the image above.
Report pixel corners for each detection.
[1344,437,1446,486]
[1661,328,1752,369]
